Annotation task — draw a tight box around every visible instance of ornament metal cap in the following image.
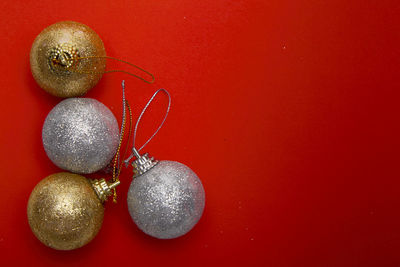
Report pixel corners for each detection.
[49,43,79,72]
[90,178,120,202]
[131,149,158,178]
[123,88,170,178]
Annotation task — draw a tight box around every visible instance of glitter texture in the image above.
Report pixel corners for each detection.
[27,172,104,250]
[30,21,106,97]
[42,98,119,174]
[127,160,205,239]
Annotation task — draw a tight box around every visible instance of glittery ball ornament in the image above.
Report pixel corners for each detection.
[127,155,205,239]
[27,172,119,250]
[42,98,119,174]
[30,21,106,97]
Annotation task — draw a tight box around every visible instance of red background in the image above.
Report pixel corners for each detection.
[0,1,399,266]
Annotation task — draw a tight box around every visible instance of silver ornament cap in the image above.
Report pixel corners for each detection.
[42,98,119,174]
[127,157,205,239]
[131,153,158,177]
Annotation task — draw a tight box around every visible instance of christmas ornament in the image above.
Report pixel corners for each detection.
[27,172,120,250]
[42,97,119,174]
[28,90,131,250]
[30,21,106,97]
[125,88,205,239]
[30,21,155,98]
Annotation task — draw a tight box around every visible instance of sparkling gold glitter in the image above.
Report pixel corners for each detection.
[30,21,106,97]
[27,172,104,250]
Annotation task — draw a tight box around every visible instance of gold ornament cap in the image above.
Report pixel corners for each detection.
[90,178,120,202]
[30,21,106,97]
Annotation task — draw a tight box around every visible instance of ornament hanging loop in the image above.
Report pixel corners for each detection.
[125,88,171,165]
[133,88,171,153]
[132,147,141,159]
[108,80,134,203]
[76,55,155,84]
[51,52,156,84]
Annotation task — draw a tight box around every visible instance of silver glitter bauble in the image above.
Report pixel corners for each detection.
[42,98,119,174]
[127,159,205,239]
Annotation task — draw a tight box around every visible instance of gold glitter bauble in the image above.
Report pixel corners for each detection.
[30,21,106,97]
[27,172,104,250]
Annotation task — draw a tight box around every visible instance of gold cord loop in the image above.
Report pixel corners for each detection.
[50,55,155,84]
[110,100,133,203]
[76,56,155,84]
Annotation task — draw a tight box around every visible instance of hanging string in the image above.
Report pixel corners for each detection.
[116,80,127,169]
[52,55,155,84]
[118,81,134,170]
[125,88,171,164]
[120,101,133,170]
[110,81,133,202]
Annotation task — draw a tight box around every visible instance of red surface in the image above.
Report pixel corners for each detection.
[0,1,399,266]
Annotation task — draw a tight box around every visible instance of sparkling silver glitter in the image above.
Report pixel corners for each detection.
[42,98,119,174]
[127,160,205,239]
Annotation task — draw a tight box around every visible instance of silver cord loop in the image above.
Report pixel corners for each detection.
[117,80,127,166]
[133,88,171,153]
[124,87,171,166]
